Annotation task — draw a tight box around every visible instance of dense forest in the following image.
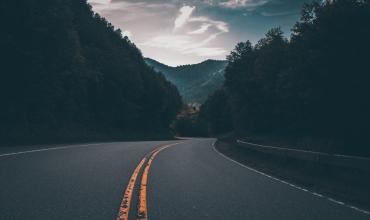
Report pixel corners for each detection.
[0,0,182,144]
[198,0,370,155]
[145,58,227,104]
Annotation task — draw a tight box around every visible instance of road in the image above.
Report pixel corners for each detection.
[0,139,368,219]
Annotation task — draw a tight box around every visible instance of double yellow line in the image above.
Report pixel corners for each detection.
[117,142,182,220]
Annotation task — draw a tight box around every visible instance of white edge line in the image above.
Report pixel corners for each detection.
[212,141,370,216]
[237,140,331,156]
[0,143,104,158]
[237,140,370,160]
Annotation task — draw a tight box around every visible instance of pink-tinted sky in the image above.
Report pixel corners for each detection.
[88,0,309,66]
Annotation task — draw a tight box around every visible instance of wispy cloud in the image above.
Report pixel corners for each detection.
[142,5,229,58]
[87,0,305,65]
[219,0,269,9]
[261,10,297,17]
[140,34,227,57]
[89,0,175,22]
[189,16,229,33]
[188,24,212,34]
[174,6,195,30]
[89,0,110,5]
[184,47,227,56]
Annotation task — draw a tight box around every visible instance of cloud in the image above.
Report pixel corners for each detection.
[122,30,133,38]
[184,47,227,56]
[188,24,212,34]
[140,34,227,57]
[89,0,175,22]
[174,6,195,30]
[261,10,297,17]
[219,0,269,9]
[220,0,248,8]
[140,5,229,58]
[89,0,110,4]
[189,16,229,33]
[141,35,192,51]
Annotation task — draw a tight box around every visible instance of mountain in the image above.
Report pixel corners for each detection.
[145,58,227,104]
[0,0,182,143]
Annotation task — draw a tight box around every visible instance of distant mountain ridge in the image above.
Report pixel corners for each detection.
[145,58,227,104]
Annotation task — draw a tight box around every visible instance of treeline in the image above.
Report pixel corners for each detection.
[145,58,227,104]
[199,0,370,154]
[0,0,182,144]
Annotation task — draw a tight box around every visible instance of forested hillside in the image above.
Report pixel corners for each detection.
[199,0,370,155]
[0,0,182,144]
[145,58,227,104]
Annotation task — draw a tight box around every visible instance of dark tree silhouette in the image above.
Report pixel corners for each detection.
[0,0,182,144]
[199,89,232,135]
[200,0,370,155]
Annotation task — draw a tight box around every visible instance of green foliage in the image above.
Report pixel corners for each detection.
[199,89,232,135]
[145,58,227,104]
[201,0,370,153]
[0,0,182,143]
[171,115,208,137]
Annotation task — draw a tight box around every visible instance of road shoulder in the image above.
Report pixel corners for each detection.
[214,140,370,214]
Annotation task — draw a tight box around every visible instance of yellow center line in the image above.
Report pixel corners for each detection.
[117,142,183,220]
[117,158,146,220]
[137,142,183,220]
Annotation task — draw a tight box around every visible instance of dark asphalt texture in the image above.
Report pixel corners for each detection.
[0,139,368,219]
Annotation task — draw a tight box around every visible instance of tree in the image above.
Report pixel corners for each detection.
[0,0,182,143]
[200,0,370,154]
[200,89,232,134]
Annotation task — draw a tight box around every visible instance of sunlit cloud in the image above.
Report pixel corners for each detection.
[174,6,195,30]
[189,17,229,33]
[140,31,227,57]
[122,30,133,38]
[141,35,192,51]
[140,35,227,57]
[142,5,229,58]
[89,0,110,5]
[220,0,248,8]
[87,0,306,65]
[89,0,174,22]
[184,47,227,56]
[188,24,212,34]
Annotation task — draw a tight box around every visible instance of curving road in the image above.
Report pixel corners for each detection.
[0,139,368,219]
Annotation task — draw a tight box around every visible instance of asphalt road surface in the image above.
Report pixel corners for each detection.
[0,138,368,219]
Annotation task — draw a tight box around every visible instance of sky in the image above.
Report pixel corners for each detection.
[88,0,310,66]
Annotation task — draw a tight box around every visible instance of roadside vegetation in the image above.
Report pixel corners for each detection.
[0,0,182,145]
[145,58,227,104]
[171,105,208,137]
[196,0,370,156]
